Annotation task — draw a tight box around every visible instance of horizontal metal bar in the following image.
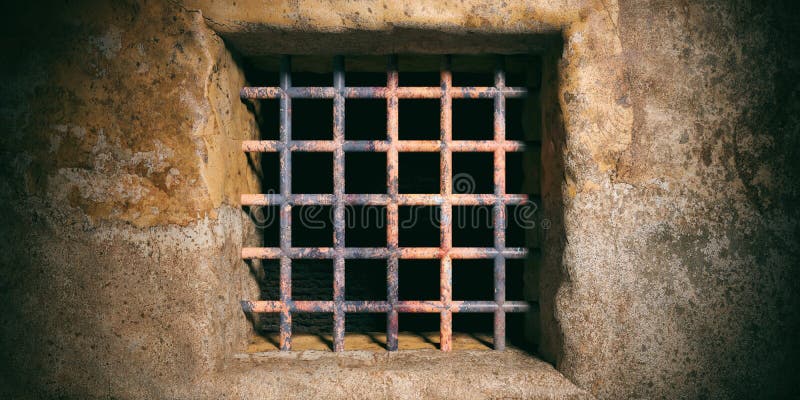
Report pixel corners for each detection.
[241,300,530,313]
[241,247,528,259]
[241,86,528,99]
[241,193,529,206]
[241,140,529,153]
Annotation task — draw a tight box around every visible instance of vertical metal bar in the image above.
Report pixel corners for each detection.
[279,55,293,351]
[493,255,506,349]
[493,55,507,351]
[279,215,292,351]
[440,55,453,352]
[386,55,400,351]
[332,56,346,352]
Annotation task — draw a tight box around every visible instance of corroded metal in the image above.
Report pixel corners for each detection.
[493,55,508,351]
[332,56,346,352]
[439,55,454,352]
[278,55,292,351]
[241,86,527,99]
[242,139,527,153]
[242,247,528,260]
[241,193,529,206]
[386,55,400,351]
[242,300,530,313]
[240,54,529,352]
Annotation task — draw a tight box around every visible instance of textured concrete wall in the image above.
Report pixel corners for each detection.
[0,1,261,398]
[546,1,800,398]
[586,2,799,397]
[1,0,798,399]
[549,1,799,397]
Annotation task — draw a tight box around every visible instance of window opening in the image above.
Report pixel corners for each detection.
[241,55,532,352]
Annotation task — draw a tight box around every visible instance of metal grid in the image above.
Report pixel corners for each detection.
[240,55,529,352]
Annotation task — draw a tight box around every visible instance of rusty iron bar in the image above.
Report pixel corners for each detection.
[241,54,529,352]
[278,55,292,351]
[439,55,454,352]
[386,55,400,351]
[241,86,527,99]
[242,139,528,153]
[241,193,529,206]
[332,56,346,352]
[493,56,507,351]
[242,247,528,260]
[242,300,530,314]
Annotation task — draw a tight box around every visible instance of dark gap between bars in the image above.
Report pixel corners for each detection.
[240,54,530,352]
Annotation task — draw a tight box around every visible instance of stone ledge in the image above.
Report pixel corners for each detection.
[222,349,592,399]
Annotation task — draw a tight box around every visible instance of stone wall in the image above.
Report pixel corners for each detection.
[547,1,800,397]
[1,0,798,399]
[0,1,261,398]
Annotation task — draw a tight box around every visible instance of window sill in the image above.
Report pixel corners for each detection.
[228,341,591,399]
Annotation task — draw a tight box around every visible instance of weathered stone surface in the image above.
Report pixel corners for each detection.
[1,1,260,228]
[1,0,798,399]
[225,349,593,400]
[550,1,800,398]
[0,1,261,398]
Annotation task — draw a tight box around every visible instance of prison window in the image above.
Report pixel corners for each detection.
[240,54,537,352]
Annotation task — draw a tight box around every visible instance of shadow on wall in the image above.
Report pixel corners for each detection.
[531,39,567,364]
